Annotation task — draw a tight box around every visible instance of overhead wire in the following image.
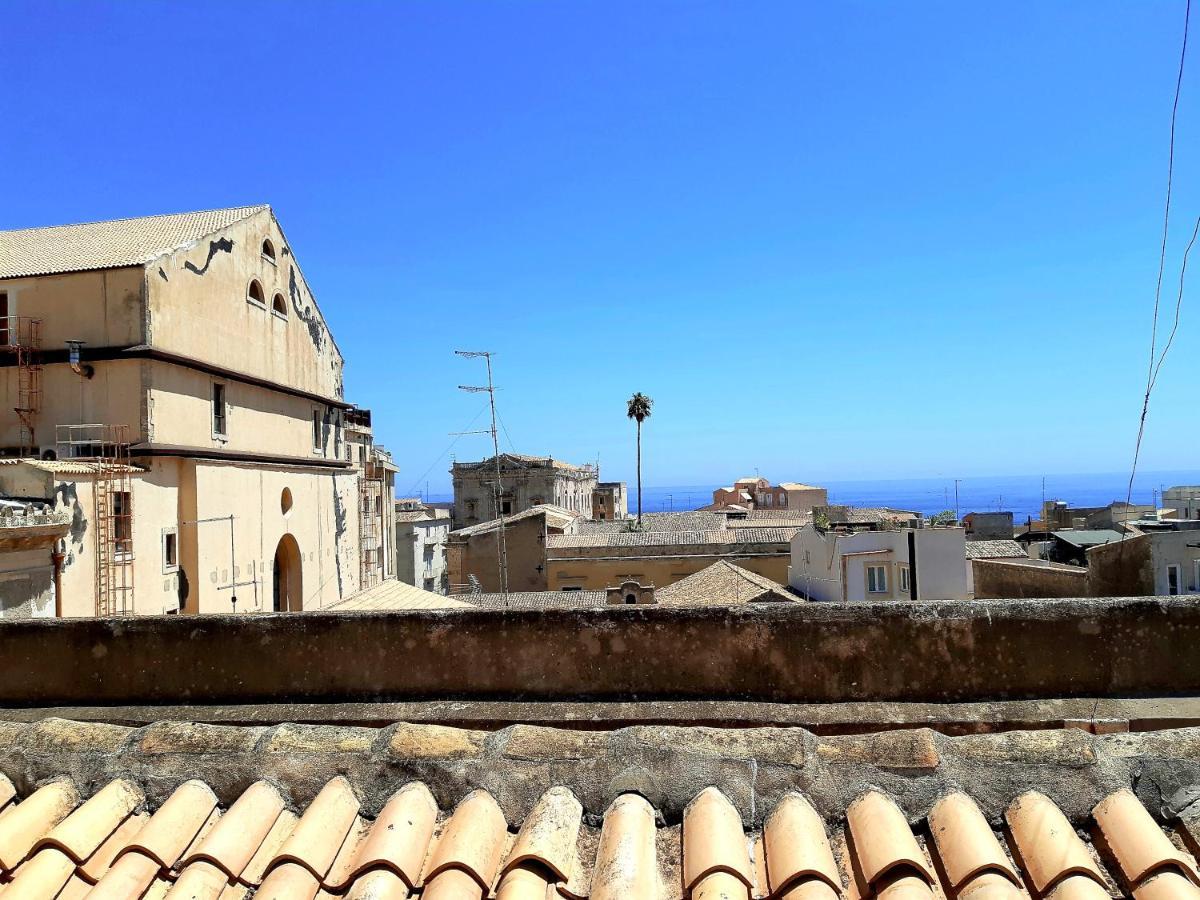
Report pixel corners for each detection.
[1124,0,1193,522]
[402,403,488,497]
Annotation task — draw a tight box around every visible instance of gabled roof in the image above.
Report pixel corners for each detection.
[452,503,578,538]
[965,539,1028,560]
[655,561,798,606]
[324,579,473,612]
[0,205,269,278]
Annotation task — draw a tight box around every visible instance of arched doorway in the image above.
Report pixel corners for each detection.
[272,534,303,612]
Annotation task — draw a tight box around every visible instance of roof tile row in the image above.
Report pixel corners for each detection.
[0,767,1197,899]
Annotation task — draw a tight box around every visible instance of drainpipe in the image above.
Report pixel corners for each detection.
[907,530,919,601]
[51,540,65,617]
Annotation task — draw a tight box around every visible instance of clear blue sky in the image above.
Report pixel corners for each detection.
[3,2,1197,494]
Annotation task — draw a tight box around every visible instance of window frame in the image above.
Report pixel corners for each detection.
[112,491,133,560]
[271,292,288,320]
[162,528,179,574]
[247,278,267,308]
[261,239,277,265]
[211,382,228,437]
[866,564,888,594]
[312,408,323,453]
[898,563,909,594]
[1167,563,1182,596]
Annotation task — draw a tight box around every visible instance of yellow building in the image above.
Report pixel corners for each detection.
[0,205,387,616]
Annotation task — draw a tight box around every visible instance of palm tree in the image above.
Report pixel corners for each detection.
[626,392,653,527]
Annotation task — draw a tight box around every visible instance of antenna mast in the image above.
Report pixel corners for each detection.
[455,350,509,600]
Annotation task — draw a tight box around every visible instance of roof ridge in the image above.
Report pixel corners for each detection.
[0,204,269,235]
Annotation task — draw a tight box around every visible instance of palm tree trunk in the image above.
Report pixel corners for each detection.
[636,421,642,527]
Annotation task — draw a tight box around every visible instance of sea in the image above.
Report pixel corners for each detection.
[421,469,1200,522]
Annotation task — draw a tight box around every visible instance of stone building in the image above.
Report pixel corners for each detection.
[0,205,384,616]
[395,503,451,594]
[592,481,628,521]
[711,477,828,513]
[450,453,597,527]
[447,504,578,593]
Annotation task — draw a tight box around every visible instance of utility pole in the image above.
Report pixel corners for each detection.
[454,350,508,602]
[954,479,961,524]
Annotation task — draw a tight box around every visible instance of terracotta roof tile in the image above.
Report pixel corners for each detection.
[846,792,935,891]
[239,810,299,887]
[121,779,219,870]
[344,867,414,899]
[77,809,148,882]
[343,782,437,889]
[3,844,78,899]
[683,787,754,894]
[256,858,323,899]
[927,792,1021,891]
[37,777,143,862]
[422,865,493,900]
[495,863,556,899]
[1134,869,1200,900]
[164,858,231,900]
[424,790,508,892]
[89,847,164,899]
[1093,788,1200,889]
[183,780,287,880]
[502,786,582,884]
[268,776,361,884]
[0,778,79,872]
[0,773,15,811]
[591,793,657,900]
[763,792,841,895]
[1005,791,1106,894]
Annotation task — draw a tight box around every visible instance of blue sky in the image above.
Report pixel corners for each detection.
[2,2,1197,493]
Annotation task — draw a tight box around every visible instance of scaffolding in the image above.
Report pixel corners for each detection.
[57,424,135,616]
[359,459,384,590]
[0,317,43,455]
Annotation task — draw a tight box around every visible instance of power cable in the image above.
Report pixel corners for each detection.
[403,403,488,497]
[1124,0,1192,520]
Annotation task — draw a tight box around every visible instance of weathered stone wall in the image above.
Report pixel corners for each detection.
[972,558,1087,599]
[3,717,1200,828]
[2,599,1200,706]
[1087,535,1154,597]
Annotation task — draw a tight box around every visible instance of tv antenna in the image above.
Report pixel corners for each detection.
[454,350,508,600]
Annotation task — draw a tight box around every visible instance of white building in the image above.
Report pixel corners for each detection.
[789,524,969,602]
[1164,487,1200,521]
[396,505,451,594]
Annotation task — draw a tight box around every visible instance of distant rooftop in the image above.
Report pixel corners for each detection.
[451,453,594,473]
[451,503,578,538]
[655,561,798,606]
[0,205,268,278]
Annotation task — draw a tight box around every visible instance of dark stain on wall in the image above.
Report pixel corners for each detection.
[157,267,168,282]
[53,482,87,570]
[332,478,347,597]
[288,265,326,352]
[184,237,235,276]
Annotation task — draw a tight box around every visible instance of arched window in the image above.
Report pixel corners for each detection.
[262,239,276,263]
[248,279,265,306]
[272,292,287,317]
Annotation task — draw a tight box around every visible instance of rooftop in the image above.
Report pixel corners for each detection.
[324,580,473,612]
[451,453,595,474]
[575,511,728,534]
[654,560,798,606]
[0,205,268,278]
[1052,529,1125,548]
[457,590,609,610]
[964,539,1028,560]
[0,718,1198,900]
[451,504,578,538]
[547,526,801,550]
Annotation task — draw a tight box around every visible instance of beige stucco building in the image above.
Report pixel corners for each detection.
[451,453,598,528]
[0,205,386,616]
[711,477,828,514]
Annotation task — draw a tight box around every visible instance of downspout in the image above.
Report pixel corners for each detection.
[907,530,919,601]
[51,540,65,617]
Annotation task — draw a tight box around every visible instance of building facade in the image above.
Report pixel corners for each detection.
[711,477,828,513]
[592,481,628,521]
[1164,486,1200,520]
[1087,522,1200,597]
[789,524,968,602]
[450,453,597,528]
[396,504,451,594]
[0,205,381,616]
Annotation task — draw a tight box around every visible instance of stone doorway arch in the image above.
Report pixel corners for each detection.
[272,533,303,612]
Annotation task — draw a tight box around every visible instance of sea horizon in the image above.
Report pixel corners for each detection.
[419,468,1200,521]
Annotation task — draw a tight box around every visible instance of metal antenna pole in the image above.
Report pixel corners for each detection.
[455,350,509,601]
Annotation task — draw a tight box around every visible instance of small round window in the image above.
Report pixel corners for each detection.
[248,279,265,305]
[281,487,293,515]
[272,293,287,317]
[262,239,276,263]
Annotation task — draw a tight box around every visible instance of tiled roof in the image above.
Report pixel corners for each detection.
[965,539,1028,560]
[0,205,268,278]
[324,580,473,612]
[0,741,1194,900]
[1053,529,1125,547]
[457,590,608,610]
[451,504,578,538]
[778,482,824,490]
[547,526,799,549]
[576,511,728,534]
[0,458,145,476]
[452,453,592,472]
[655,561,799,606]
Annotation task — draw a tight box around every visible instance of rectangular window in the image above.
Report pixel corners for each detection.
[1168,564,1181,596]
[113,491,132,555]
[212,383,227,435]
[866,564,887,594]
[898,564,909,593]
[312,409,322,451]
[0,292,8,346]
[163,530,178,572]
